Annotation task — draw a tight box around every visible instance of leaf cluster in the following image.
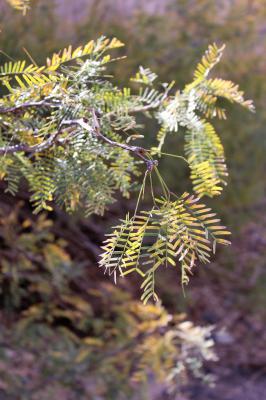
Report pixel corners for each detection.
[100,193,230,302]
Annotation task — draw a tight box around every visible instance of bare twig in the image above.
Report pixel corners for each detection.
[87,110,157,171]
[0,100,58,115]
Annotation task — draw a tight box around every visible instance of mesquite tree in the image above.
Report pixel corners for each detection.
[0,37,254,302]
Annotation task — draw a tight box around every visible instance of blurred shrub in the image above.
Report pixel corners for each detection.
[0,204,216,399]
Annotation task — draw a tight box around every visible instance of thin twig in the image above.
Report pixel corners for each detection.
[0,110,158,171]
[0,120,73,155]
[85,111,158,171]
[0,100,58,115]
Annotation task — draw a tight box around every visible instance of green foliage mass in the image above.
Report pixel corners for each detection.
[1,0,265,220]
[0,37,253,301]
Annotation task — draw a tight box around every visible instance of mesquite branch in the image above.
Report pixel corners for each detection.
[0,99,59,115]
[0,108,157,170]
[0,122,72,155]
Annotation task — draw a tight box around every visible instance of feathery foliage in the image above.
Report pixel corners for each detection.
[0,38,253,300]
[100,193,231,302]
[184,121,228,197]
[155,43,254,197]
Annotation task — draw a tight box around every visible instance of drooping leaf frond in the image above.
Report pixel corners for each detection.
[185,121,228,197]
[193,43,225,81]
[18,152,56,213]
[100,214,134,283]
[100,193,231,302]
[46,37,124,72]
[138,85,169,110]
[185,43,254,116]
[0,37,123,93]
[131,66,158,86]
[151,125,168,156]
[0,60,54,92]
[194,78,255,120]
[154,43,254,198]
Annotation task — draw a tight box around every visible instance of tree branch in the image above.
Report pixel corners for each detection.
[0,100,59,115]
[0,121,74,155]
[84,110,157,171]
[105,83,172,118]
[0,111,157,170]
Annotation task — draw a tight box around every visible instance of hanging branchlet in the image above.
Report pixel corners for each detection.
[100,193,231,303]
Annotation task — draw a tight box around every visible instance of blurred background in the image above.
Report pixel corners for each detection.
[0,1,265,399]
